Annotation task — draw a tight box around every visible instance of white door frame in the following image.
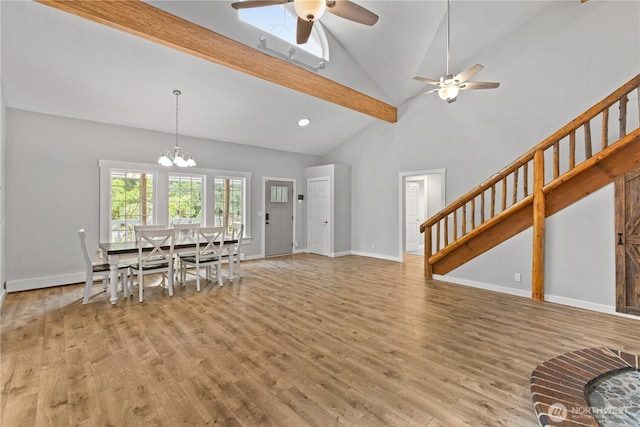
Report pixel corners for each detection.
[261,176,297,258]
[398,169,446,262]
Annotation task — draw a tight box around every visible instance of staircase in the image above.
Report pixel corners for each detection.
[420,74,640,301]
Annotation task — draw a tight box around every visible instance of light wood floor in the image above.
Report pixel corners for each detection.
[2,254,640,426]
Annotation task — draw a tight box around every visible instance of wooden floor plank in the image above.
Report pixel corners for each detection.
[3,254,640,426]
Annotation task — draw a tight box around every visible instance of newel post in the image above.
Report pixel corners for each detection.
[532,150,546,301]
[424,226,433,279]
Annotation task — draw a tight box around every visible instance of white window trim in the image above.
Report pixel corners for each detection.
[99,160,252,243]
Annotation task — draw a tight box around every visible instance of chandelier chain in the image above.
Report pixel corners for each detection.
[174,89,181,149]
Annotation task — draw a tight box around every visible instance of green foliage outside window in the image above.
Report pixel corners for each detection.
[169,175,203,225]
[110,172,154,242]
[214,178,243,235]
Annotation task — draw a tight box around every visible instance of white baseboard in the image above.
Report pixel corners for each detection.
[350,251,401,262]
[435,274,631,317]
[434,274,531,299]
[6,272,84,293]
[330,251,351,258]
[543,294,618,316]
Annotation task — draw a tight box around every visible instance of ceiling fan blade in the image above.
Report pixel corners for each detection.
[231,0,289,10]
[454,64,484,84]
[459,81,500,90]
[412,76,441,86]
[297,17,314,44]
[326,0,379,26]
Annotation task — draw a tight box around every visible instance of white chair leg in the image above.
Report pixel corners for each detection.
[228,253,234,279]
[82,273,92,305]
[128,272,134,297]
[139,272,144,303]
[217,261,223,286]
[236,253,242,277]
[120,271,127,297]
[196,265,201,292]
[168,266,174,296]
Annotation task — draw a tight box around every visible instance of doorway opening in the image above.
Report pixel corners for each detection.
[398,169,446,262]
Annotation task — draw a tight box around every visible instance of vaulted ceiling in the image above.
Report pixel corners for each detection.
[2,1,555,156]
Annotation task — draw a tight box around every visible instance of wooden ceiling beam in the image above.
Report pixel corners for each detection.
[36,0,397,123]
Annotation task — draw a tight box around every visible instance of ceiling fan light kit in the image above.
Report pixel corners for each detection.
[294,0,326,21]
[438,81,460,103]
[412,0,500,103]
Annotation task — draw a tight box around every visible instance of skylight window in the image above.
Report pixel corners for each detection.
[239,3,329,60]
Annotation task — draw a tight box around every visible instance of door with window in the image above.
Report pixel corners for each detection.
[308,178,330,256]
[265,180,294,257]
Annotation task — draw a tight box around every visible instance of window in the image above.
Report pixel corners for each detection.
[169,174,203,225]
[238,3,329,60]
[270,185,289,203]
[100,160,251,243]
[110,170,154,242]
[215,177,245,235]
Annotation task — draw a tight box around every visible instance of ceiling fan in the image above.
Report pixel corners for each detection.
[231,0,379,44]
[413,0,499,103]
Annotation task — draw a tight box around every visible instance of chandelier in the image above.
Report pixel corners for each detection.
[158,90,196,167]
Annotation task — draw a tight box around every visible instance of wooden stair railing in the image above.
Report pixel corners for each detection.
[420,74,640,300]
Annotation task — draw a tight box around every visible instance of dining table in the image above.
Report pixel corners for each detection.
[99,236,238,305]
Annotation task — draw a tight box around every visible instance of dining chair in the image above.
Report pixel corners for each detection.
[227,222,245,279]
[179,226,225,291]
[130,228,175,302]
[133,224,167,240]
[172,223,200,282]
[78,229,130,304]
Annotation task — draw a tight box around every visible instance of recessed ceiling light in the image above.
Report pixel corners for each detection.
[298,118,310,127]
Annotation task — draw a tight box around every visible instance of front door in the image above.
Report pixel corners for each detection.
[265,180,294,257]
[308,178,330,256]
[615,169,640,314]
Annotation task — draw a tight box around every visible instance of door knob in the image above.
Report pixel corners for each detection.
[323,220,328,224]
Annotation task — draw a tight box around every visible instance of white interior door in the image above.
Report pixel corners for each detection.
[265,180,294,257]
[308,178,330,256]
[405,181,421,252]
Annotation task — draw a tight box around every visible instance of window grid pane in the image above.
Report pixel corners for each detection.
[110,171,154,242]
[169,175,203,225]
[214,177,244,235]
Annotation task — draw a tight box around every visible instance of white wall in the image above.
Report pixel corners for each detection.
[321,1,640,310]
[0,85,5,302]
[0,0,6,303]
[5,109,320,287]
